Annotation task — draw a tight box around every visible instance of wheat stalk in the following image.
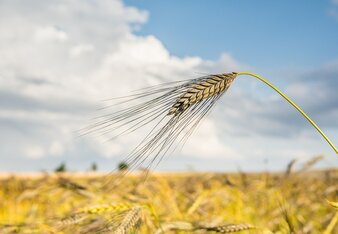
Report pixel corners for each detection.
[83,72,337,177]
[238,72,337,155]
[323,211,338,234]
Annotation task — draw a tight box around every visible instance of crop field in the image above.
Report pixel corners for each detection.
[0,165,337,233]
[2,1,338,234]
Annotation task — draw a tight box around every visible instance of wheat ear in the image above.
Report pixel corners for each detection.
[198,223,255,233]
[110,207,142,234]
[84,71,337,178]
[80,203,133,214]
[168,73,237,115]
[238,72,338,155]
[59,203,133,227]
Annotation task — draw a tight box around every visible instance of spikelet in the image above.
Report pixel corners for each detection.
[80,203,133,214]
[103,207,142,234]
[168,73,238,116]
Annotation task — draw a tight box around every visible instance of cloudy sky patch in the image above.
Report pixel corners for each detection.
[0,0,337,172]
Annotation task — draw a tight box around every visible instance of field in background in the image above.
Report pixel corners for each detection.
[0,168,337,233]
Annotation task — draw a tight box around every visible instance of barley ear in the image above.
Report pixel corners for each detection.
[237,72,338,155]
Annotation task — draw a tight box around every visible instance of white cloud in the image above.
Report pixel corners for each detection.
[49,141,65,156]
[24,145,45,159]
[35,26,68,42]
[182,119,239,158]
[0,0,239,169]
[69,44,94,57]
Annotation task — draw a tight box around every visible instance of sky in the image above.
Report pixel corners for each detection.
[0,0,338,172]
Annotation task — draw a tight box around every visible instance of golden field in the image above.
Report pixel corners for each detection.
[0,167,337,234]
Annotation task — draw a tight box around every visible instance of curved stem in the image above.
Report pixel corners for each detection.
[237,71,338,155]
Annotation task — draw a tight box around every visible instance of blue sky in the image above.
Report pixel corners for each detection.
[0,0,337,172]
[125,0,338,68]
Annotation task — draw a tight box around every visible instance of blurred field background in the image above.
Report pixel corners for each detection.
[0,157,337,233]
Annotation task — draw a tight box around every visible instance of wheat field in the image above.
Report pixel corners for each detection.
[0,162,337,234]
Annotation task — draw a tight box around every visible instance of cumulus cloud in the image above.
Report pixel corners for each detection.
[0,0,242,171]
[0,0,336,171]
[35,26,68,42]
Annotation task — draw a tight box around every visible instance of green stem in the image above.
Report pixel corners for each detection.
[237,72,338,155]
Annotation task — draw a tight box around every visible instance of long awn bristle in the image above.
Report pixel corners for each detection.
[82,72,238,185]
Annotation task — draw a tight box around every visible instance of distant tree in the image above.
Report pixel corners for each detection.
[117,161,129,171]
[90,162,98,171]
[55,162,66,173]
